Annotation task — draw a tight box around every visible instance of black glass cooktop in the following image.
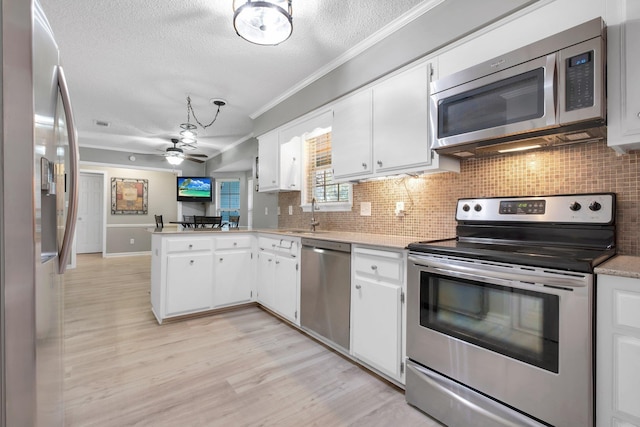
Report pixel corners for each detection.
[408,238,615,273]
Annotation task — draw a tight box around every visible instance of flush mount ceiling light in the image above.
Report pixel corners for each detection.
[177,96,226,150]
[233,0,293,46]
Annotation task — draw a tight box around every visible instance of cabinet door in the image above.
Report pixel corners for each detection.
[258,130,280,191]
[279,136,301,191]
[165,252,212,316]
[274,255,299,324]
[607,0,640,152]
[257,251,276,308]
[597,274,640,426]
[331,90,373,180]
[214,250,253,307]
[373,64,432,173]
[352,277,402,379]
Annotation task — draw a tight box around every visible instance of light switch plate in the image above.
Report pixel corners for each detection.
[360,202,372,216]
[277,206,281,215]
[288,205,293,215]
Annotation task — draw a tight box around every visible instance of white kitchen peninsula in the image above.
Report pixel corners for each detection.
[149,227,421,387]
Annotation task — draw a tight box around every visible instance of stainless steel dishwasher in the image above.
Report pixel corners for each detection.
[300,238,351,351]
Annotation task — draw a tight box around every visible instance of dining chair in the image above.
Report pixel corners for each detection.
[227,215,240,228]
[154,214,163,229]
[195,216,222,228]
[183,215,194,228]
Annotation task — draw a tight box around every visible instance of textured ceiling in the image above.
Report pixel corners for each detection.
[39,0,427,163]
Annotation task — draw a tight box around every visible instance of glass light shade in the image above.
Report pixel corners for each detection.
[180,129,197,139]
[234,1,292,46]
[179,136,197,145]
[166,155,184,165]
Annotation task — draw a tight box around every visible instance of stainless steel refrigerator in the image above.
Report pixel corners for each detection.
[1,0,79,425]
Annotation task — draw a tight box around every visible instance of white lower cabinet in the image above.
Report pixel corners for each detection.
[351,246,406,383]
[256,235,300,325]
[151,233,255,323]
[214,235,254,308]
[165,252,213,316]
[597,274,640,427]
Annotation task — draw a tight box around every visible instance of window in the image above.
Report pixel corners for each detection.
[216,179,240,222]
[303,129,352,211]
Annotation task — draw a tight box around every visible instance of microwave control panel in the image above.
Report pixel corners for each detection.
[565,51,594,111]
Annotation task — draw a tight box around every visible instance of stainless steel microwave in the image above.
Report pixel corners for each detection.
[430,18,606,157]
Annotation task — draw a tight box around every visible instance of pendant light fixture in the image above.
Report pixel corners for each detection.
[177,96,226,150]
[233,0,293,46]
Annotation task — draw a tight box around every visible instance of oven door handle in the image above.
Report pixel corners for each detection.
[408,255,588,288]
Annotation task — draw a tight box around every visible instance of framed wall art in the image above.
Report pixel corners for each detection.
[111,178,148,214]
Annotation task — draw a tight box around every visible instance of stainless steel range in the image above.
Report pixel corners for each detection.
[405,193,616,427]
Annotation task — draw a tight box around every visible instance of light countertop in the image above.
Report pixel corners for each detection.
[595,255,640,279]
[150,227,434,250]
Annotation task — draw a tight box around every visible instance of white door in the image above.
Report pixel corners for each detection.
[77,172,103,253]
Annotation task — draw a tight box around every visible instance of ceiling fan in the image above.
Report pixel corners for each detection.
[163,138,207,164]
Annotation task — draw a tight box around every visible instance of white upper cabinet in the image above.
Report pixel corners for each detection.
[257,129,301,193]
[607,0,640,152]
[332,61,458,182]
[331,90,373,180]
[372,63,432,174]
[257,130,280,192]
[257,112,331,192]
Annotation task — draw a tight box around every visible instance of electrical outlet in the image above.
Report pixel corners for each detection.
[265,207,268,215]
[360,202,372,216]
[395,201,406,217]
[129,238,135,245]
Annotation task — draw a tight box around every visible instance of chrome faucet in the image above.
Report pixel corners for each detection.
[310,197,320,232]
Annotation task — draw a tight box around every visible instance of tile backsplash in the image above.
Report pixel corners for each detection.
[278,140,640,256]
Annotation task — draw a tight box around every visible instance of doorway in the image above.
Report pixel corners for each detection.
[77,172,104,254]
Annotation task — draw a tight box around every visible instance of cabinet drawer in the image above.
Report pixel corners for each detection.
[166,237,212,253]
[216,235,252,250]
[353,248,403,282]
[258,236,280,251]
[258,235,299,256]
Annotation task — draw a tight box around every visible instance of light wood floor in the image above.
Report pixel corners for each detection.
[63,254,441,426]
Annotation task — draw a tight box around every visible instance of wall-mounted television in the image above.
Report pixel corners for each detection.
[176,176,213,202]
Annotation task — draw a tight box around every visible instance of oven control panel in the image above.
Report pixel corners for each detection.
[456,193,615,224]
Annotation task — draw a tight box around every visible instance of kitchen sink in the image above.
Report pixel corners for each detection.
[280,230,328,235]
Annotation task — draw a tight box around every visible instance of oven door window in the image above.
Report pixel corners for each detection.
[438,68,545,139]
[420,272,559,373]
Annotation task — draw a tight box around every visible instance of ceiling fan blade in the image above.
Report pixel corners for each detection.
[185,156,205,163]
[187,153,208,157]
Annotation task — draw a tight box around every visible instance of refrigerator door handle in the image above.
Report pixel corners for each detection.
[57,65,79,273]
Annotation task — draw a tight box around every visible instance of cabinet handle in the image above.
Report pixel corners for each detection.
[190,260,195,265]
[355,284,362,290]
[188,244,193,249]
[371,265,378,270]
[272,180,276,184]
[219,258,223,262]
[275,260,280,265]
[377,160,382,167]
[233,242,237,246]
[362,162,367,169]
[268,258,273,262]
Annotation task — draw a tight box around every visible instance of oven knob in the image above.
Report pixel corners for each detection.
[589,201,602,211]
[462,204,471,212]
[569,202,582,211]
[474,204,482,212]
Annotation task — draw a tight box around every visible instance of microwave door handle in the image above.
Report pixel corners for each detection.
[57,65,80,274]
[545,52,558,127]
